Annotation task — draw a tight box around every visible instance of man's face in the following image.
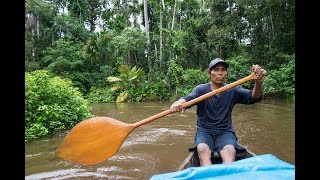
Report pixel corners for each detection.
[208,64,227,84]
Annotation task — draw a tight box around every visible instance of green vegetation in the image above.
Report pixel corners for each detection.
[25,0,295,140]
[107,65,145,102]
[25,70,93,141]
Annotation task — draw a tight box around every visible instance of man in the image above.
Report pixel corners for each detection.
[170,58,267,166]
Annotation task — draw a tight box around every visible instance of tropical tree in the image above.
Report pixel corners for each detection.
[107,65,145,102]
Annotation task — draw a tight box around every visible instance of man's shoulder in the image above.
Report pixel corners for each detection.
[195,83,210,90]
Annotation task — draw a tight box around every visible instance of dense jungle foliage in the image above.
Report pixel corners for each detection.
[25,0,295,141]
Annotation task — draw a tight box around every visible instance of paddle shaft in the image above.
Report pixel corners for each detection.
[133,72,257,127]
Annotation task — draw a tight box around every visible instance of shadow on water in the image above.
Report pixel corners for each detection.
[25,99,294,179]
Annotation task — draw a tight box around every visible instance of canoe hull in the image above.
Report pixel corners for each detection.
[178,145,256,170]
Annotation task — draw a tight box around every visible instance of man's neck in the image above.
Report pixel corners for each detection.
[210,81,224,90]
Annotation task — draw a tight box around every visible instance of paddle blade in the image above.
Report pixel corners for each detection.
[55,117,135,165]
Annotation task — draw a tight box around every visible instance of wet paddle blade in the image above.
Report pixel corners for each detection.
[55,117,135,165]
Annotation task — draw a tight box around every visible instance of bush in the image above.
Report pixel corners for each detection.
[86,86,116,103]
[25,70,93,141]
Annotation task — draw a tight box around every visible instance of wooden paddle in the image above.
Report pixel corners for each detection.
[55,72,257,165]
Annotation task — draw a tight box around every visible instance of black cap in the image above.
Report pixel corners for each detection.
[208,58,229,70]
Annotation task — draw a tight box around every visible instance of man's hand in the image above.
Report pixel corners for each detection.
[251,64,267,83]
[170,99,186,113]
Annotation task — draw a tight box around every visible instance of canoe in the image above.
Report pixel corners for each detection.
[177,145,256,170]
[151,153,295,180]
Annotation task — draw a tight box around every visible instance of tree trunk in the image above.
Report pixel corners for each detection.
[154,43,158,60]
[159,0,164,70]
[144,0,152,79]
[37,18,40,40]
[171,0,176,30]
[76,0,82,23]
[268,10,274,46]
[31,28,35,60]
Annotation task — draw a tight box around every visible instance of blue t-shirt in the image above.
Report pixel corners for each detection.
[182,82,262,133]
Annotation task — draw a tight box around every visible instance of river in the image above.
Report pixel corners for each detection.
[25,99,295,179]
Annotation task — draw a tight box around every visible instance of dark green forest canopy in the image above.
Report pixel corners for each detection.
[25,0,295,101]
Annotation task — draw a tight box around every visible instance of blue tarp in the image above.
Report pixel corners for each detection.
[150,154,295,180]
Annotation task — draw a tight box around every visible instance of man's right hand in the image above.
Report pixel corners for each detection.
[170,99,186,112]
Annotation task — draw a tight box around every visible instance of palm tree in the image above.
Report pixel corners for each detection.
[107,64,145,102]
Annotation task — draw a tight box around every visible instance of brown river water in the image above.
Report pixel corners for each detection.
[25,99,295,179]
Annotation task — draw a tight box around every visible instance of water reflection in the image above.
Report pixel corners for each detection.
[25,99,294,179]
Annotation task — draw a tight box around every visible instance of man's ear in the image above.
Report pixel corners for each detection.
[207,70,211,77]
